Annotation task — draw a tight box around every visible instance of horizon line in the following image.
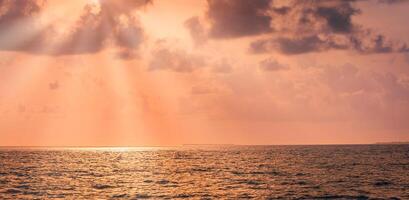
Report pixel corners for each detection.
[1,142,408,148]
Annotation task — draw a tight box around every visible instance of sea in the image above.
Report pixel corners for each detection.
[0,145,408,199]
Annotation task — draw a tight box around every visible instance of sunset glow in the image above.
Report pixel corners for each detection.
[1,0,409,146]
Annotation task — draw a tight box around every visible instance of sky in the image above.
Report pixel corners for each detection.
[1,0,409,146]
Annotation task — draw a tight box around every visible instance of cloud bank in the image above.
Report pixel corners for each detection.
[186,0,409,55]
[0,0,151,56]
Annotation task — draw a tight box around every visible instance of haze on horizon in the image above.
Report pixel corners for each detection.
[1,0,409,146]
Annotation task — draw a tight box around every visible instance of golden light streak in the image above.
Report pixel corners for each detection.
[99,5,185,145]
[0,3,103,146]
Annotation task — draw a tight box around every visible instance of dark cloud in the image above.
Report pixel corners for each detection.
[0,0,150,56]
[315,3,359,33]
[0,0,48,52]
[56,5,108,55]
[266,1,361,36]
[250,0,408,55]
[259,57,288,71]
[252,36,325,55]
[350,33,409,54]
[0,0,44,25]
[206,0,272,38]
[271,7,290,15]
[191,0,408,55]
[250,29,408,55]
[377,0,408,4]
[198,0,358,39]
[55,2,148,56]
[275,36,326,54]
[250,35,350,55]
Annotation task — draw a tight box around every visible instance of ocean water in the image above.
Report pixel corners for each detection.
[0,145,408,199]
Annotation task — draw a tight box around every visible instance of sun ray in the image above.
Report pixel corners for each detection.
[96,11,153,145]
[108,7,191,145]
[0,1,106,146]
[114,57,186,145]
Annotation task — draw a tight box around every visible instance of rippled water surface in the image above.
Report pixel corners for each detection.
[0,145,408,199]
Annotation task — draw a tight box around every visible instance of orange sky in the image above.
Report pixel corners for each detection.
[1,0,409,146]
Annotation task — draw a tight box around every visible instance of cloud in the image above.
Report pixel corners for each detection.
[251,34,408,55]
[0,0,49,52]
[194,62,409,125]
[56,1,148,56]
[148,41,207,73]
[250,35,339,55]
[315,3,358,33]
[0,0,151,56]
[250,29,408,55]
[148,41,233,74]
[377,0,409,4]
[0,0,44,25]
[318,64,409,111]
[184,17,207,46]
[349,32,409,54]
[251,0,408,55]
[320,63,373,93]
[189,0,408,55]
[259,57,288,71]
[206,0,272,38]
[374,72,409,101]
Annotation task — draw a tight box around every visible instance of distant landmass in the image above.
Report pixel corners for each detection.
[182,144,235,146]
[375,142,409,144]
